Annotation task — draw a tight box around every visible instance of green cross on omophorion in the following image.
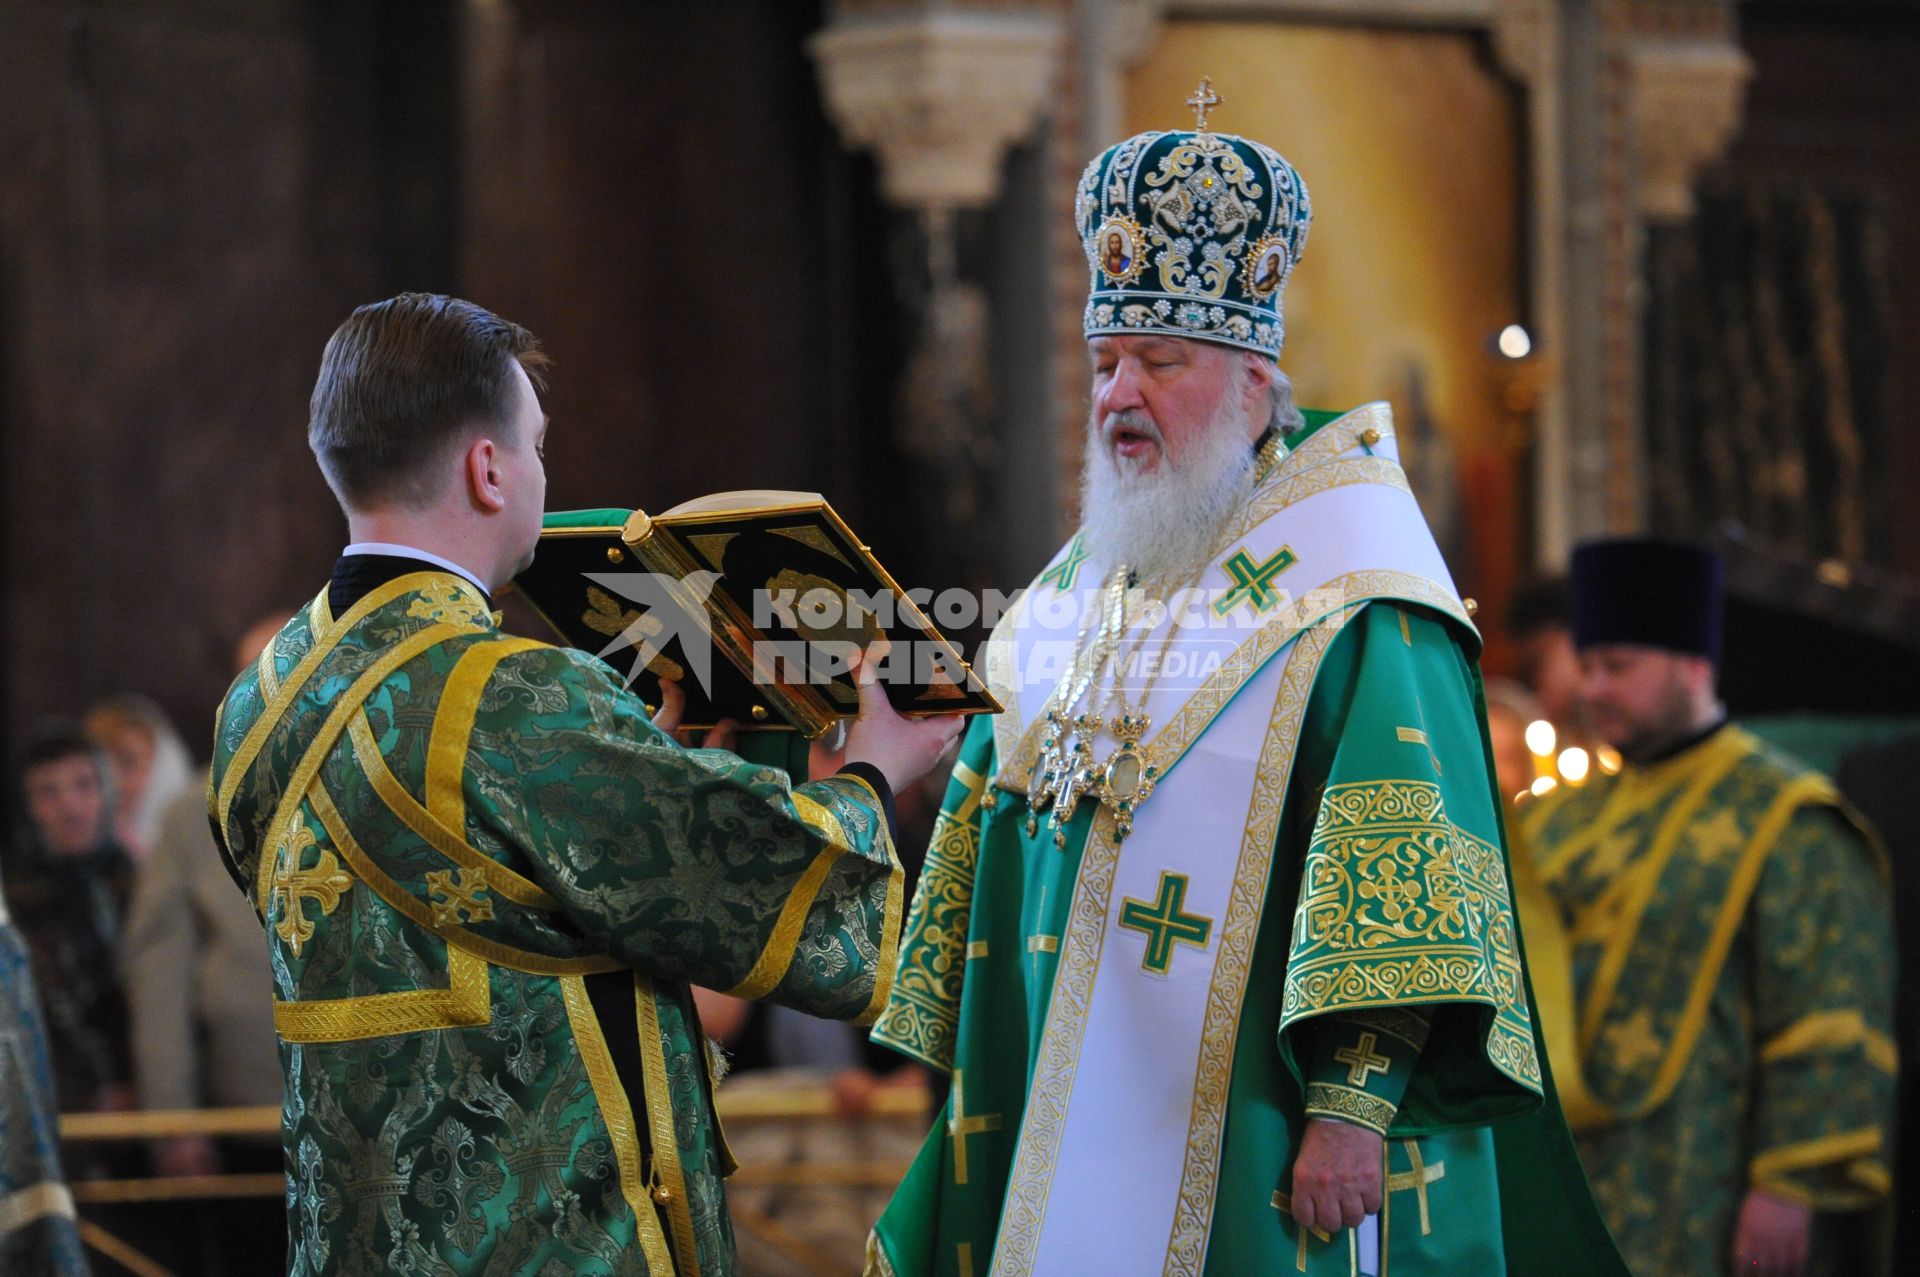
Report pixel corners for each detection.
[1118,871,1214,975]
[1212,545,1298,617]
[1038,536,1089,592]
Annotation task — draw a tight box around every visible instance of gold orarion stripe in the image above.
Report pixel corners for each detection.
[561,976,675,1275]
[635,978,700,1277]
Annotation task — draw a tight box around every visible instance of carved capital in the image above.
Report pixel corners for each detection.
[810,10,1064,210]
[1627,37,1751,220]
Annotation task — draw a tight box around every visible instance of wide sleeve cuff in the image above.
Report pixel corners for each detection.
[834,762,899,846]
[1302,1007,1432,1135]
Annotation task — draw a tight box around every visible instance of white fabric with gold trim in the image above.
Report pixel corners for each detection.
[982,404,1469,1275]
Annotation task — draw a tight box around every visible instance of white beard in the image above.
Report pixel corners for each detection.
[1079,389,1259,585]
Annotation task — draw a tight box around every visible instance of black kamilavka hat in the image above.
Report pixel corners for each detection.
[1570,537,1725,661]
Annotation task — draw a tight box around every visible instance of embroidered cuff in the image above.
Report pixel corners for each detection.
[1303,1007,1429,1130]
[1304,1082,1397,1135]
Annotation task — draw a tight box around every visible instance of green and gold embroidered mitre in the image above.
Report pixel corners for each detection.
[1078,82,1312,357]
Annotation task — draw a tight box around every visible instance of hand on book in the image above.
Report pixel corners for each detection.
[650,678,739,750]
[842,647,964,793]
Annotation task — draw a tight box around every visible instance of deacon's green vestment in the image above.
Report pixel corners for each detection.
[209,570,902,1277]
[1521,724,1896,1276]
[869,413,1623,1276]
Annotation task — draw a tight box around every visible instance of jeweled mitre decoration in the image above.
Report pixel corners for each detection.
[1078,78,1312,358]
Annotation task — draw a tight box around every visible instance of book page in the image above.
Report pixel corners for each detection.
[660,490,824,517]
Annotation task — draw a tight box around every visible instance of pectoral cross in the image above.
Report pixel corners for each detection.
[1386,1139,1447,1235]
[1117,871,1213,975]
[946,1069,1002,1186]
[1187,77,1222,132]
[1334,1031,1392,1087]
[1213,545,1298,618]
[426,869,495,926]
[270,825,352,957]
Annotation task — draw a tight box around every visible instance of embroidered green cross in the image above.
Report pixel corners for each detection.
[1118,871,1214,975]
[1212,545,1298,617]
[1037,535,1089,592]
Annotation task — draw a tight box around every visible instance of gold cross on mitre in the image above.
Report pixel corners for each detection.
[1187,76,1222,131]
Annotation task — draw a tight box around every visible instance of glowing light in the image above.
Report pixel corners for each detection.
[1596,746,1623,775]
[1497,324,1533,360]
[1525,719,1557,758]
[1530,776,1558,797]
[1559,747,1591,784]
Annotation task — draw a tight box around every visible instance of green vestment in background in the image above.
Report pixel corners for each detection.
[1521,725,1896,1276]
[869,410,1625,1276]
[0,881,88,1276]
[210,571,901,1277]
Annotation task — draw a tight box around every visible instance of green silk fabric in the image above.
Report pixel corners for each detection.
[210,574,899,1276]
[1522,727,1896,1276]
[870,602,1624,1275]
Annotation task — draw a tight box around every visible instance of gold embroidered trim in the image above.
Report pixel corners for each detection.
[996,569,1470,793]
[722,795,852,1000]
[855,798,904,1028]
[256,620,284,702]
[1159,616,1357,1277]
[1571,734,1754,1049]
[274,946,490,1043]
[1227,451,1412,546]
[252,619,475,913]
[270,783,493,1043]
[1303,1082,1397,1135]
[864,1231,899,1277]
[218,573,481,847]
[561,976,675,1275]
[347,711,559,910]
[995,609,1358,1277]
[0,1182,76,1236]
[1277,403,1395,472]
[1760,1009,1899,1075]
[427,636,547,829]
[310,780,621,978]
[634,978,699,1277]
[1750,1126,1883,1184]
[1600,771,1834,1121]
[1343,1006,1433,1052]
[1281,779,1540,1095]
[872,774,988,1072]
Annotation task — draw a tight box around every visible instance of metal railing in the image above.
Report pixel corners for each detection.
[59,1083,931,1277]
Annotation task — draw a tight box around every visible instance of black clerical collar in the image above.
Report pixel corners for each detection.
[1631,714,1730,768]
[329,551,495,617]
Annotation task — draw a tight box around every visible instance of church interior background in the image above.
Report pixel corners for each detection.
[3,1,1918,1273]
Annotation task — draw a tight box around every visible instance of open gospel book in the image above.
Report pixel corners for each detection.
[510,491,1000,737]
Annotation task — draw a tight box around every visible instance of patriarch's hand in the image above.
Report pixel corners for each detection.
[1289,1118,1384,1235]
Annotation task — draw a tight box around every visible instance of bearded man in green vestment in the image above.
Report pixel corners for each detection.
[209,293,961,1276]
[865,89,1626,1277]
[1520,538,1895,1277]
